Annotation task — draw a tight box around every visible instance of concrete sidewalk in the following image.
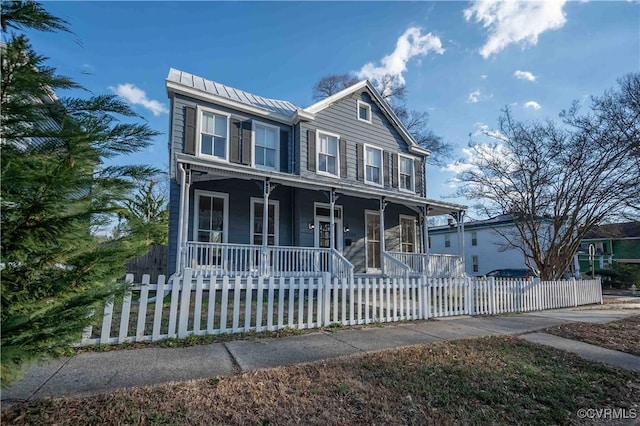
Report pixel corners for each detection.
[2,305,638,405]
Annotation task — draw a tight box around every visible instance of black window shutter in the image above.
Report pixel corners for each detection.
[391,153,398,188]
[280,129,289,173]
[340,138,348,178]
[356,143,364,181]
[230,119,241,163]
[307,129,316,171]
[184,106,196,155]
[415,158,424,195]
[383,151,391,187]
[241,120,252,165]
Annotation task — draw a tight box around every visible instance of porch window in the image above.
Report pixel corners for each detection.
[200,109,228,160]
[399,155,414,191]
[365,145,382,186]
[253,121,279,170]
[250,199,279,245]
[366,211,381,270]
[317,131,339,177]
[400,216,416,253]
[194,191,228,243]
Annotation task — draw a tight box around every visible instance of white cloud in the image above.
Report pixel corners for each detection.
[514,70,537,81]
[464,0,568,58]
[110,83,168,116]
[524,100,542,110]
[481,74,488,79]
[467,90,481,103]
[357,27,444,92]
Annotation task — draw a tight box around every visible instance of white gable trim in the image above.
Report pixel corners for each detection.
[304,80,431,158]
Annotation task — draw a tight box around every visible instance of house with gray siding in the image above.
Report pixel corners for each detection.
[165,68,467,279]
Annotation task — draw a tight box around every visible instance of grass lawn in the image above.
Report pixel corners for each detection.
[3,336,639,425]
[545,315,640,356]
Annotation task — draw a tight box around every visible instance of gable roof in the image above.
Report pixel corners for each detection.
[304,80,430,156]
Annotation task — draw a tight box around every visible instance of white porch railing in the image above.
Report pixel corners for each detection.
[382,251,412,279]
[387,252,465,277]
[185,242,353,279]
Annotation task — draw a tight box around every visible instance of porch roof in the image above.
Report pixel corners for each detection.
[176,154,466,216]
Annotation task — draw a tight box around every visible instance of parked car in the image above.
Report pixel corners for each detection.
[484,269,536,278]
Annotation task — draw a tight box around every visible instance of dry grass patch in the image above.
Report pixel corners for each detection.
[4,336,640,425]
[545,315,640,356]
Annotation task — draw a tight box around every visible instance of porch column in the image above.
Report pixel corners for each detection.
[261,179,270,276]
[329,189,335,251]
[458,210,466,265]
[176,164,191,274]
[422,205,430,275]
[380,197,386,276]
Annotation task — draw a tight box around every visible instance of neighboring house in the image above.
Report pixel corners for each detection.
[165,69,466,279]
[429,215,544,276]
[575,222,640,274]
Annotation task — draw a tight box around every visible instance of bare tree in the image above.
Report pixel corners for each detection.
[457,76,639,279]
[311,72,451,165]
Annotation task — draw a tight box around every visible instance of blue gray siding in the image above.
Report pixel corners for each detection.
[299,90,426,195]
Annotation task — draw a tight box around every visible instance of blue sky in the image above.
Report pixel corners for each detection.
[20,1,639,217]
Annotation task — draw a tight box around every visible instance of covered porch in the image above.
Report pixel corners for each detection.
[172,155,467,280]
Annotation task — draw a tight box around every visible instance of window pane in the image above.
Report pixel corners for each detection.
[201,135,213,155]
[366,147,381,166]
[198,196,211,230]
[265,149,276,168]
[327,156,336,174]
[327,137,338,156]
[213,137,226,158]
[214,115,227,136]
[264,128,276,149]
[359,106,368,120]
[202,112,214,133]
[319,154,327,172]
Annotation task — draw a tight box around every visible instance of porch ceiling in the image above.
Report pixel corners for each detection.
[177,154,467,215]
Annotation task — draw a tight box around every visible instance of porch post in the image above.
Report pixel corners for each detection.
[329,189,335,276]
[177,165,191,273]
[458,210,466,265]
[422,205,430,275]
[175,163,187,274]
[262,179,270,275]
[380,197,386,276]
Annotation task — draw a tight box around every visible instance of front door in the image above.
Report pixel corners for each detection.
[316,221,341,250]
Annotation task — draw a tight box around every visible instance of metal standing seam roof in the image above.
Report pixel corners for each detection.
[167,68,300,116]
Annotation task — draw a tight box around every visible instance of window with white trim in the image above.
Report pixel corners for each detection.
[357,100,371,123]
[399,155,414,191]
[317,131,339,177]
[365,145,382,185]
[250,198,279,245]
[193,190,228,243]
[199,109,228,160]
[400,216,417,253]
[253,121,279,170]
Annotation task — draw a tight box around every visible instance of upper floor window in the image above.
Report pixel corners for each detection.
[399,155,414,191]
[200,109,229,160]
[471,231,478,246]
[364,145,382,186]
[445,234,451,248]
[357,100,372,123]
[472,255,479,273]
[253,121,279,171]
[317,131,340,177]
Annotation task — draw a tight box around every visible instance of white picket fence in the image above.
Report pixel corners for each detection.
[78,269,602,346]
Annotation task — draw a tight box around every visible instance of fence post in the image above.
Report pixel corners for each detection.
[488,276,496,315]
[177,268,193,339]
[598,277,603,304]
[466,276,474,315]
[323,272,332,326]
[571,277,578,307]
